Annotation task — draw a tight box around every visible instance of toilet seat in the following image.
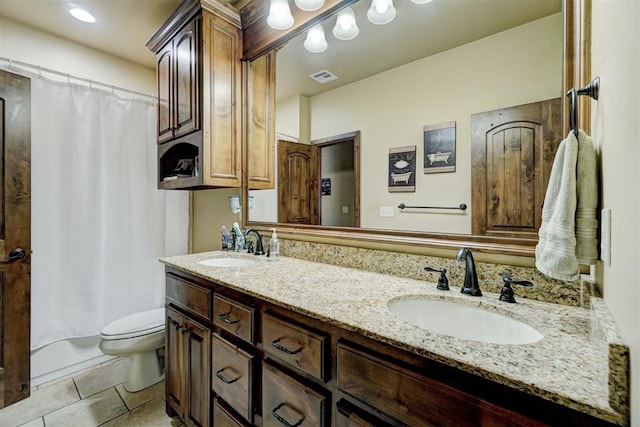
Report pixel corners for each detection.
[100,308,165,340]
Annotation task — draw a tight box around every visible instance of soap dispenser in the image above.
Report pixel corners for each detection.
[269,228,280,259]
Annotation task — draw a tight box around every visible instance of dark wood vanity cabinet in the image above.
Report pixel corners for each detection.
[166,306,212,427]
[147,0,243,189]
[164,267,616,427]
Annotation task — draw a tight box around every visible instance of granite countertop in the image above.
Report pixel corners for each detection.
[160,251,629,426]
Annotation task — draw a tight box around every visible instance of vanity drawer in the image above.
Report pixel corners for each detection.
[213,294,255,344]
[166,273,211,319]
[213,398,250,427]
[336,399,393,427]
[262,312,328,381]
[212,333,255,423]
[262,359,328,427]
[337,343,539,427]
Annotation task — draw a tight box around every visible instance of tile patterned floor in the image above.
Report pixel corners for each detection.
[0,358,183,427]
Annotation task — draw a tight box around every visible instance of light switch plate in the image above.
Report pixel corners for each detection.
[600,208,611,265]
[380,206,394,217]
[342,206,349,213]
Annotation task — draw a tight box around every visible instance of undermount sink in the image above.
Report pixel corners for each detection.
[198,257,259,268]
[387,297,543,345]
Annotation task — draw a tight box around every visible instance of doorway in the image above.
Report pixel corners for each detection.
[277,131,360,227]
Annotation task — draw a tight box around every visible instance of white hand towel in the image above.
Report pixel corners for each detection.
[575,129,599,265]
[535,131,579,281]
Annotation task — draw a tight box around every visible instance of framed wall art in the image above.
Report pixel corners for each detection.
[388,145,416,192]
[423,121,456,174]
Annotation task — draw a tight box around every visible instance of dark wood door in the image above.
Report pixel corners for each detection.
[156,44,173,143]
[471,98,561,238]
[0,70,31,409]
[278,140,319,224]
[166,307,186,417]
[185,316,210,427]
[173,18,199,140]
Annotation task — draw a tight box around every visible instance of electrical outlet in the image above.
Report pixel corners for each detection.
[600,208,611,265]
[380,206,394,217]
[342,206,349,213]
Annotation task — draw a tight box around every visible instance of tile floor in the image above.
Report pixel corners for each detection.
[0,358,183,427]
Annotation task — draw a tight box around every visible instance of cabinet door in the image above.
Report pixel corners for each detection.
[184,316,211,427]
[156,44,174,143]
[247,52,276,190]
[173,18,200,140]
[166,307,186,415]
[201,11,242,187]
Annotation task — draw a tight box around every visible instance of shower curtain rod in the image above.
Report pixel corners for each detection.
[0,56,156,101]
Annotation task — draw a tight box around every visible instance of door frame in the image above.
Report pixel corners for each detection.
[312,131,360,228]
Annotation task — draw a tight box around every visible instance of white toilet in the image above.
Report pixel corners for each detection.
[99,307,166,392]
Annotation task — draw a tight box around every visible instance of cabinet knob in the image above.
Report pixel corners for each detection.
[271,403,304,427]
[215,368,240,384]
[217,312,240,324]
[271,338,303,355]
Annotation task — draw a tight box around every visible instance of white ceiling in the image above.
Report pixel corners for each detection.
[0,0,184,69]
[0,0,561,97]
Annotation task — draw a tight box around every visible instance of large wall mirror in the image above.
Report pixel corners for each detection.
[242,0,590,257]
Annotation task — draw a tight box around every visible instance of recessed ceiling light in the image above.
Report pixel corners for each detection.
[69,8,96,23]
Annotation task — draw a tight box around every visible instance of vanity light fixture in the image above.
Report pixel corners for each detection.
[332,7,359,40]
[69,7,96,23]
[267,0,294,30]
[295,0,325,12]
[304,24,328,53]
[367,0,396,25]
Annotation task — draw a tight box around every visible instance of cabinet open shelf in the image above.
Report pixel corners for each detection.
[158,133,201,189]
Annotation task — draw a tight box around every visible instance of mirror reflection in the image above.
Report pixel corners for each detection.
[248,0,562,236]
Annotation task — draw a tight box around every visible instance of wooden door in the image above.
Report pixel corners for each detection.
[278,140,319,224]
[471,98,561,238]
[173,18,199,140]
[156,44,173,143]
[0,70,31,409]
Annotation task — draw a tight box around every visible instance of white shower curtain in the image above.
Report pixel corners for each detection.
[29,76,189,350]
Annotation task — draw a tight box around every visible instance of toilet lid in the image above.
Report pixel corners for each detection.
[101,308,165,340]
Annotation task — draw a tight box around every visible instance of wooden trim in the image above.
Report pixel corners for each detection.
[241,0,358,60]
[312,131,361,228]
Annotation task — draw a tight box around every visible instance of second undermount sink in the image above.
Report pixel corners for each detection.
[198,257,259,268]
[388,297,543,345]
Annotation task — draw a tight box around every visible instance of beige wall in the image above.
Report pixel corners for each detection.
[192,189,245,252]
[0,16,155,94]
[310,13,561,233]
[592,0,640,423]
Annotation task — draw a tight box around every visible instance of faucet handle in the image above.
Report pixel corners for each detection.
[424,267,449,291]
[499,273,533,303]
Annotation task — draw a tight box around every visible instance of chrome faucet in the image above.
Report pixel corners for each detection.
[244,229,265,255]
[456,247,482,296]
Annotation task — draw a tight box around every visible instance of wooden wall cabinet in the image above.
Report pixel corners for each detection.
[147,0,243,190]
[164,267,615,427]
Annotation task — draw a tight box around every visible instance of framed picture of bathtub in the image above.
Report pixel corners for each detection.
[423,121,456,174]
[388,145,416,192]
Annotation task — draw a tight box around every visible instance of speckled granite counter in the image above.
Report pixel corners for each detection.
[160,251,629,426]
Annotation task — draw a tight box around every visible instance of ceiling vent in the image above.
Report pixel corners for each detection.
[309,69,338,84]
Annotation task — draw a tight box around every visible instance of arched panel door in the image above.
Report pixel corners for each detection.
[471,98,561,238]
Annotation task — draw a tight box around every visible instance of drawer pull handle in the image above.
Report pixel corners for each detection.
[217,312,240,324]
[272,403,304,427]
[271,338,303,355]
[215,368,239,384]
[170,320,180,328]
